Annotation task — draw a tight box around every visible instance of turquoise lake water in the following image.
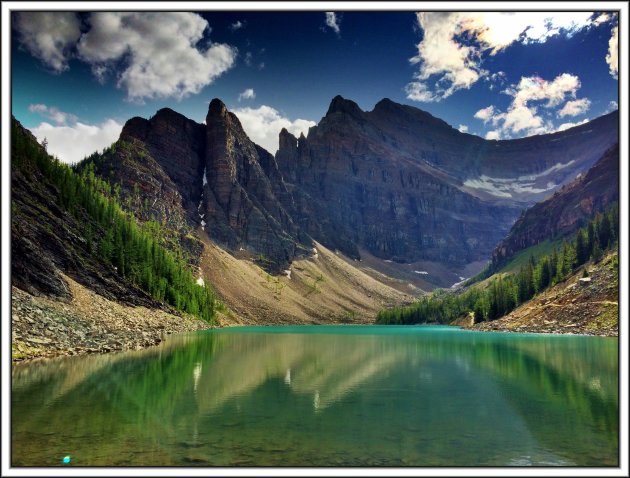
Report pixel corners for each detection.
[11,325,618,466]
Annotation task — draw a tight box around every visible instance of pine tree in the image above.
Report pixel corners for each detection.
[575,230,589,266]
[473,298,485,323]
[598,213,611,250]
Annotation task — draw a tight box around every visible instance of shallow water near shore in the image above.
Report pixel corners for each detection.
[11,325,618,466]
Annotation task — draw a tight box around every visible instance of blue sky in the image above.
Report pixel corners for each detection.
[10,10,619,162]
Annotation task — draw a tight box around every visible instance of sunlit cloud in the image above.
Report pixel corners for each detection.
[325,12,341,35]
[474,73,589,138]
[232,105,316,153]
[557,98,591,117]
[28,103,77,124]
[30,119,123,164]
[406,12,610,102]
[238,88,256,101]
[606,25,618,78]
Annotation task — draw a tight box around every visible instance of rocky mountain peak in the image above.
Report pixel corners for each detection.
[326,95,364,118]
[371,97,451,130]
[120,116,150,142]
[279,128,298,151]
[207,98,229,119]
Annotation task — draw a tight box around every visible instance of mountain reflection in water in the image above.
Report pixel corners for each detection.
[12,326,618,466]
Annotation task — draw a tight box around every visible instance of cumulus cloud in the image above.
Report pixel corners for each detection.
[325,12,341,34]
[238,88,256,101]
[232,105,316,153]
[28,103,77,124]
[558,98,591,117]
[405,82,440,102]
[556,118,589,132]
[406,12,607,102]
[606,25,618,78]
[508,74,581,108]
[607,100,618,112]
[498,105,545,134]
[230,20,244,31]
[458,124,468,133]
[30,119,123,164]
[76,12,237,101]
[475,73,590,138]
[13,12,81,72]
[474,105,495,122]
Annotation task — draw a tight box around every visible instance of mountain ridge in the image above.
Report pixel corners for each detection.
[57,96,620,288]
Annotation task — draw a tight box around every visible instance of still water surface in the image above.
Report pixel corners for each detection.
[12,325,618,466]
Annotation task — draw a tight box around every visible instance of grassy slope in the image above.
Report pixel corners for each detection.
[195,229,413,325]
[496,239,562,274]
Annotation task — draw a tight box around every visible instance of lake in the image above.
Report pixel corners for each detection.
[11,325,618,467]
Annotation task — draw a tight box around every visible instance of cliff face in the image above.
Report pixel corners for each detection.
[91,99,310,273]
[492,144,619,264]
[201,99,309,268]
[81,96,618,274]
[275,97,617,266]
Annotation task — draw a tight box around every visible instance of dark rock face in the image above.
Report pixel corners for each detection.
[77,96,618,273]
[275,97,618,266]
[202,99,308,269]
[492,144,619,264]
[119,108,205,224]
[103,99,310,272]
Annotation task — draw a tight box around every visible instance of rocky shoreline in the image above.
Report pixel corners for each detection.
[465,253,619,338]
[11,275,212,362]
[466,319,618,337]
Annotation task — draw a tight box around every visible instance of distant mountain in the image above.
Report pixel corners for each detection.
[276,96,618,266]
[492,144,619,266]
[77,96,617,280]
[86,100,311,273]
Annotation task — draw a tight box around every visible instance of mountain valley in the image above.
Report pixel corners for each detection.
[11,96,620,359]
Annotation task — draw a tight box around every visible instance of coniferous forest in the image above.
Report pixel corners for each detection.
[12,119,218,323]
[376,204,618,325]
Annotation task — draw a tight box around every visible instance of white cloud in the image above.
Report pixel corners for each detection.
[475,73,589,138]
[458,124,468,133]
[509,73,581,108]
[607,100,618,112]
[593,13,611,25]
[230,20,244,31]
[238,88,256,101]
[556,118,589,132]
[28,103,77,124]
[406,12,604,102]
[499,105,545,134]
[405,82,440,102]
[325,12,341,34]
[232,105,316,153]
[606,25,618,78]
[77,12,237,101]
[13,12,81,72]
[30,119,123,164]
[407,12,484,102]
[474,105,495,122]
[558,98,591,117]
